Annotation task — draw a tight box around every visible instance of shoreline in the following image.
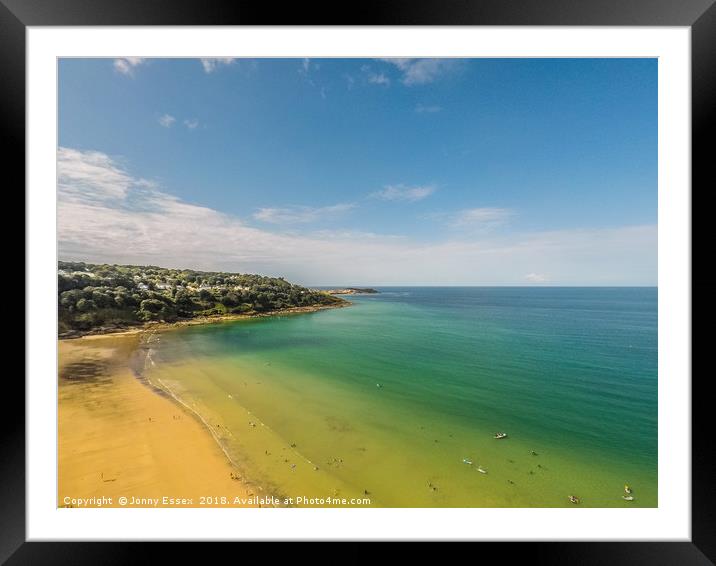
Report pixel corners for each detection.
[59,300,351,340]
[58,298,355,508]
[58,333,269,508]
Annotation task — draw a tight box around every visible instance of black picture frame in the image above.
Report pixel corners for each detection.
[5,0,712,561]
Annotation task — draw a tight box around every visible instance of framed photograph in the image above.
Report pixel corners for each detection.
[7,0,712,560]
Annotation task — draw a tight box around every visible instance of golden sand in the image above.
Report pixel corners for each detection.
[58,334,262,508]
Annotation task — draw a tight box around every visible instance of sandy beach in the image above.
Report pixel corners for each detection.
[58,333,264,508]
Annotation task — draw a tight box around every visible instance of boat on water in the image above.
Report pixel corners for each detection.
[622,495,635,501]
[568,495,581,504]
[462,458,473,465]
[494,432,508,439]
[477,466,488,474]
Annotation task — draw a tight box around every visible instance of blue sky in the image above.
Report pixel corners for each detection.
[57,57,657,285]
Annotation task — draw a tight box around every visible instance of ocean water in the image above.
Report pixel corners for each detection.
[143,287,657,507]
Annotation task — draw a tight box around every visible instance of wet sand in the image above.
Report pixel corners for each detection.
[58,334,263,508]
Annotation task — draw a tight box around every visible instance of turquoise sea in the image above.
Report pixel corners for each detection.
[144,287,657,507]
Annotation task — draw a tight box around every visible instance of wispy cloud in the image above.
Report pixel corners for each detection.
[200,58,236,73]
[359,64,391,87]
[58,147,139,203]
[252,203,355,225]
[158,114,176,128]
[415,103,442,113]
[298,58,327,98]
[452,207,514,228]
[378,58,456,86]
[371,185,435,202]
[57,147,657,286]
[308,229,405,241]
[299,58,322,78]
[113,57,145,76]
[367,73,390,86]
[183,118,200,130]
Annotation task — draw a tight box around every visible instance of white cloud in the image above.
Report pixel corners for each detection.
[113,58,145,76]
[452,207,514,228]
[299,58,322,78]
[378,58,456,86]
[359,64,390,87]
[158,114,176,128]
[368,73,390,86]
[415,103,442,113]
[200,58,236,73]
[298,58,327,97]
[371,185,435,202]
[253,203,355,225]
[525,273,549,283]
[57,147,151,203]
[308,229,405,241]
[57,147,657,286]
[184,118,200,130]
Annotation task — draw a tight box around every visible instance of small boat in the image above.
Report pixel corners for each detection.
[568,495,581,504]
[622,495,635,501]
[494,432,508,439]
[477,466,488,474]
[462,458,473,465]
[624,484,632,494]
[376,383,383,388]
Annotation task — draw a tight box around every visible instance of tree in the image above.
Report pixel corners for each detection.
[75,298,96,312]
[57,260,347,334]
[220,293,239,308]
[137,298,173,321]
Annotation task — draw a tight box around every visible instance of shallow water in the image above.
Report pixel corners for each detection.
[144,287,657,507]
